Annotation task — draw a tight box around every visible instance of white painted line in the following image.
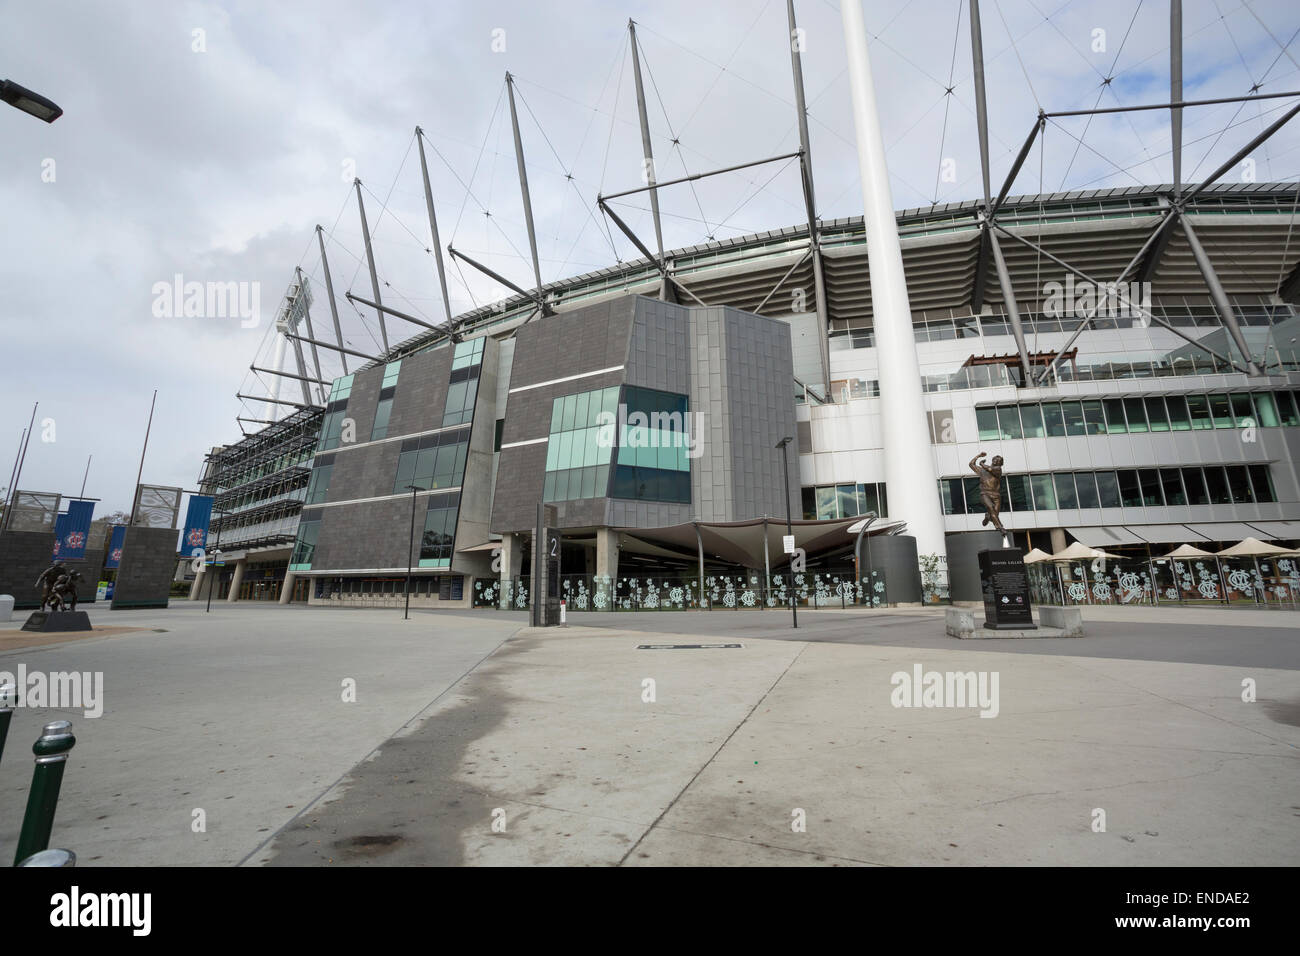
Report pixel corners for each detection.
[508,365,624,394]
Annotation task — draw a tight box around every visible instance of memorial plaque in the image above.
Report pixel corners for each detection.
[978,548,1036,629]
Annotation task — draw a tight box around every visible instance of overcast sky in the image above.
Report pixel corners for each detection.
[2,0,1298,518]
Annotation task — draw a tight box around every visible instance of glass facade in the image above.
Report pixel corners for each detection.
[443,339,484,427]
[939,464,1276,514]
[975,390,1300,440]
[288,508,323,571]
[800,482,889,520]
[544,385,618,502]
[370,360,402,441]
[393,426,470,494]
[418,491,461,568]
[317,374,355,451]
[610,386,692,505]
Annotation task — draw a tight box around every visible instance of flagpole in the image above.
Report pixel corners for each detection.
[128,391,157,526]
[79,454,92,499]
[1,402,39,536]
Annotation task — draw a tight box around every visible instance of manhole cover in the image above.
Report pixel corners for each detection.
[636,643,743,649]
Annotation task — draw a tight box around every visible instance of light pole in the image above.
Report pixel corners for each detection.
[1,79,62,123]
[405,484,423,620]
[205,503,224,613]
[775,436,797,629]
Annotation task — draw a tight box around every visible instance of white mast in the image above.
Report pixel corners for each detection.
[840,0,946,560]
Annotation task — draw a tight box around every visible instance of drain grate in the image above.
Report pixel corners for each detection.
[636,643,743,650]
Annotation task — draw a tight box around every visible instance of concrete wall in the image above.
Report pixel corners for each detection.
[946,530,1007,603]
[0,531,58,610]
[112,526,179,609]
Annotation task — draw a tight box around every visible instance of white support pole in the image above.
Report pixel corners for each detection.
[839,0,946,561]
[267,333,288,423]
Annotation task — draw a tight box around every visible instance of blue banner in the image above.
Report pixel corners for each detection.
[104,525,127,569]
[60,500,95,561]
[180,495,214,554]
[52,513,70,559]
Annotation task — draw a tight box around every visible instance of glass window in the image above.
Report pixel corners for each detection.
[1120,398,1147,433]
[371,397,393,441]
[1095,471,1120,508]
[1144,397,1169,431]
[976,407,1000,441]
[1117,470,1142,508]
[1186,394,1212,429]
[836,484,859,518]
[1053,473,1078,509]
[1248,464,1275,503]
[1057,402,1084,436]
[1208,394,1234,428]
[1230,393,1255,428]
[940,478,964,515]
[290,519,320,568]
[816,486,837,520]
[1251,392,1280,428]
[962,477,983,515]
[1030,474,1056,510]
[997,405,1022,439]
[1007,474,1032,512]
[1138,469,1163,507]
[1074,472,1099,509]
[860,483,881,517]
[1166,395,1190,430]
[1020,404,1046,438]
[1042,402,1066,437]
[1160,468,1186,506]
[1082,400,1106,435]
[1274,390,1299,426]
[1102,398,1128,434]
[802,487,816,520]
[305,463,333,505]
[1182,467,1209,505]
[1203,466,1232,505]
[1225,465,1254,503]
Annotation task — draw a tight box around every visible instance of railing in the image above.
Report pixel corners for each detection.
[473,570,896,611]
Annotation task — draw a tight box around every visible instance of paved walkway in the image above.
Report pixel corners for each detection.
[261,607,1300,866]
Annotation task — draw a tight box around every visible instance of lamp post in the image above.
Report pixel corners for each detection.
[775,436,797,629]
[405,484,423,620]
[205,503,224,613]
[1,79,62,123]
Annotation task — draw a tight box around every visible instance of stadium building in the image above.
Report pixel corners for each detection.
[191,5,1300,610]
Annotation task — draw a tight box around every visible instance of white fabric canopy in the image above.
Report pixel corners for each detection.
[1216,537,1291,558]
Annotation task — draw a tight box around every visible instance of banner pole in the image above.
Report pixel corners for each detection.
[128,390,157,526]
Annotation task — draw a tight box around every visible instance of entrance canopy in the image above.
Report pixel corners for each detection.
[616,516,907,569]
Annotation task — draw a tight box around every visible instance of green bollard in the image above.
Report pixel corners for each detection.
[0,682,14,767]
[13,720,76,866]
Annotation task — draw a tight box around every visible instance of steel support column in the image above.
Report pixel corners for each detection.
[1180,218,1263,375]
[354,179,390,353]
[315,224,349,376]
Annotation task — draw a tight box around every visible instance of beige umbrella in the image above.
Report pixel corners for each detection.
[1216,537,1290,557]
[1216,538,1290,605]
[1050,541,1120,561]
[1163,543,1215,559]
[1022,547,1052,564]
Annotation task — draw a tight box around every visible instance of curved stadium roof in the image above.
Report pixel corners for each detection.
[366,180,1300,369]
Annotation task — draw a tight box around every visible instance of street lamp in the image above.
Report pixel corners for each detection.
[775,436,797,629]
[405,484,424,620]
[1,80,62,123]
[205,503,224,613]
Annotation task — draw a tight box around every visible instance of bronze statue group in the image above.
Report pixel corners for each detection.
[35,560,83,613]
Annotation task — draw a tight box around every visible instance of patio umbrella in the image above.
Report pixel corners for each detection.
[1156,544,1219,605]
[1216,538,1290,604]
[1022,547,1052,563]
[1049,541,1120,561]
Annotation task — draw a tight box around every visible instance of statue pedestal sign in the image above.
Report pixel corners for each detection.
[22,610,93,633]
[978,548,1036,630]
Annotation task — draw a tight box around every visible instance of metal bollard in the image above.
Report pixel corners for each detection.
[0,683,14,767]
[17,848,76,867]
[13,720,76,866]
